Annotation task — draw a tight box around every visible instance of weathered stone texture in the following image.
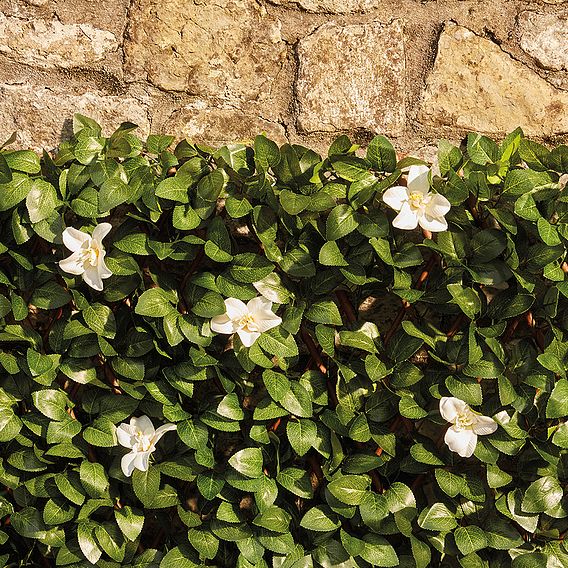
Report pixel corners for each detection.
[269,0,379,13]
[0,13,119,69]
[419,23,568,137]
[163,101,287,146]
[518,11,568,71]
[124,0,290,116]
[0,85,150,150]
[296,20,405,135]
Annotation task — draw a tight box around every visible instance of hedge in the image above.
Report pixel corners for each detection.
[0,115,567,567]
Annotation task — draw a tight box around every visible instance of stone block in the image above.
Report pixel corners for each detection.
[162,101,287,146]
[124,0,290,117]
[296,20,406,135]
[0,85,150,150]
[0,13,119,69]
[269,0,379,13]
[518,10,568,71]
[418,23,568,137]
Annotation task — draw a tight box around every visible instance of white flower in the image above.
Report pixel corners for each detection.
[440,397,498,458]
[382,165,451,232]
[210,297,282,347]
[59,223,113,291]
[116,415,177,477]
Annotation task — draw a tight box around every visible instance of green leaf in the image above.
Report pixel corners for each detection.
[367,135,396,172]
[305,300,343,325]
[3,150,41,174]
[188,528,219,560]
[135,288,174,317]
[454,526,488,556]
[447,283,481,319]
[32,389,68,421]
[546,379,568,418]
[300,506,340,531]
[326,204,359,241]
[80,461,109,498]
[26,179,59,223]
[327,475,369,505]
[0,173,32,211]
[99,178,131,211]
[0,153,12,184]
[30,281,71,310]
[228,447,263,478]
[521,475,563,513]
[417,503,457,531]
[253,505,291,533]
[156,176,189,203]
[319,240,349,267]
[286,419,317,457]
[83,303,116,338]
[132,467,161,507]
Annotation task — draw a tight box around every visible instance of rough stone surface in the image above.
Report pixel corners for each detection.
[124,0,290,115]
[269,0,379,13]
[0,13,119,69]
[162,101,287,146]
[419,23,568,137]
[296,20,405,135]
[518,11,568,71]
[0,85,150,150]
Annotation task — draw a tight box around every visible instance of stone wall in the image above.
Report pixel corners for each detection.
[0,0,566,155]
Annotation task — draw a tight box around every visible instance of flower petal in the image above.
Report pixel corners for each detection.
[97,257,113,280]
[382,186,407,212]
[392,202,419,230]
[473,415,498,436]
[62,227,90,252]
[439,397,467,423]
[406,165,430,195]
[153,423,177,445]
[131,415,155,437]
[59,251,85,276]
[444,427,477,458]
[92,222,112,243]
[132,451,151,472]
[116,424,137,449]
[426,193,451,217]
[210,314,239,335]
[121,451,138,477]
[255,312,282,333]
[418,213,448,233]
[224,298,248,320]
[82,266,104,291]
[246,296,273,315]
[237,328,260,347]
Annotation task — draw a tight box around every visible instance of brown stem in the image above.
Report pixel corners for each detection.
[446,313,467,338]
[335,290,357,324]
[300,327,337,407]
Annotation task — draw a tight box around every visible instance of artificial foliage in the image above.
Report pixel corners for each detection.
[0,115,567,568]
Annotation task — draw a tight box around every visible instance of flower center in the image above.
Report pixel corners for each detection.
[454,409,476,431]
[79,242,100,268]
[134,431,153,452]
[238,313,258,331]
[408,191,426,210]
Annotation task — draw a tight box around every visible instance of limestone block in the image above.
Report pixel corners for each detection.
[163,101,287,146]
[0,13,119,68]
[0,85,150,150]
[518,11,568,71]
[269,0,379,13]
[296,20,406,135]
[124,0,290,117]
[419,23,568,137]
